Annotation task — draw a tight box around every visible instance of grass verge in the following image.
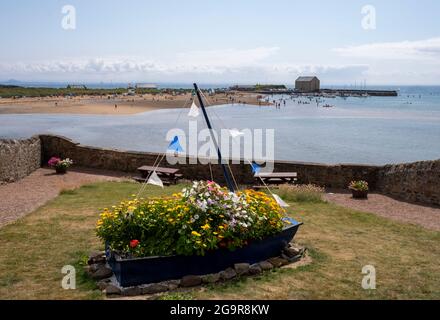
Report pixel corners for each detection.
[0,182,438,299]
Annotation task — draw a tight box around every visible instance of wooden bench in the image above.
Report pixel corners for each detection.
[135,166,183,185]
[254,172,297,187]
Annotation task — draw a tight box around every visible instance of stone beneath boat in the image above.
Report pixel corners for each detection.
[181,275,202,287]
[105,284,121,296]
[141,283,169,294]
[163,280,180,291]
[283,247,302,258]
[91,265,113,280]
[122,286,141,296]
[97,278,112,291]
[202,273,221,284]
[88,251,106,265]
[267,257,289,268]
[234,263,250,276]
[259,261,274,271]
[220,268,237,280]
[249,264,263,275]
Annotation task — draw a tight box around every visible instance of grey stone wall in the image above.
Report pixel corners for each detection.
[39,135,381,189]
[377,161,440,206]
[4,134,438,206]
[0,136,41,184]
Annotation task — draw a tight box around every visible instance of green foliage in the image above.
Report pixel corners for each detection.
[96,181,286,257]
[348,180,369,192]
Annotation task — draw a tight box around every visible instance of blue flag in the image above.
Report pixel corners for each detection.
[168,136,184,153]
[251,162,261,175]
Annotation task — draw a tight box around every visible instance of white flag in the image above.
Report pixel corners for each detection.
[229,129,244,138]
[147,171,164,188]
[273,194,289,208]
[188,101,200,118]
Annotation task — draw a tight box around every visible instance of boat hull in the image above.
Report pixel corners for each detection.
[107,223,302,287]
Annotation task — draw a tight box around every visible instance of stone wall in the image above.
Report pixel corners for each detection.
[3,134,438,206]
[377,161,440,206]
[0,136,41,184]
[39,134,380,189]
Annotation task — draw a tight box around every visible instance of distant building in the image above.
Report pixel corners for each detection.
[295,76,320,92]
[67,84,87,90]
[230,84,287,92]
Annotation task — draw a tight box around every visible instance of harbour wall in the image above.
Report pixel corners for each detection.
[0,136,41,184]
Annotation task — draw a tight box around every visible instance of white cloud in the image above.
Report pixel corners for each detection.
[0,46,369,83]
[333,37,440,61]
[176,47,280,67]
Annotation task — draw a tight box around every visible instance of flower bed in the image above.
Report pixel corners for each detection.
[96,181,291,258]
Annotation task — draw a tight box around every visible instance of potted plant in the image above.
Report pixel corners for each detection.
[349,180,369,199]
[48,157,73,174]
[96,181,302,286]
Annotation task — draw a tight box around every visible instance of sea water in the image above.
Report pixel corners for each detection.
[0,86,439,165]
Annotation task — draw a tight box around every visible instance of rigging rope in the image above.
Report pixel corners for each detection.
[198,90,286,212]
[136,96,192,198]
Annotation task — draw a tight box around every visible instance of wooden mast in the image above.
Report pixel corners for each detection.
[193,83,235,192]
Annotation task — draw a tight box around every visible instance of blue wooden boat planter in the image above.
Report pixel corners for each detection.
[106,222,302,287]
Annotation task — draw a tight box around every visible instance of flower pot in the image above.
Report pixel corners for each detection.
[55,167,67,174]
[351,189,368,199]
[107,223,302,287]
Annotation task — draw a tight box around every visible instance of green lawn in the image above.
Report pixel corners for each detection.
[0,181,438,300]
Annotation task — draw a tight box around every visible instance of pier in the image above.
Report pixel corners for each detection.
[251,88,398,97]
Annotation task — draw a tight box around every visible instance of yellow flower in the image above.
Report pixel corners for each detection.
[201,224,210,230]
[192,231,201,237]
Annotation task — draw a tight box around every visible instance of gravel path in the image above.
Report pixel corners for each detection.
[324,190,440,231]
[0,167,129,228]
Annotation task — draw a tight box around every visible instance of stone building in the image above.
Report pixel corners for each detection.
[295,76,320,92]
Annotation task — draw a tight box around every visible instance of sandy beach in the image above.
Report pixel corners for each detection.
[0,91,267,115]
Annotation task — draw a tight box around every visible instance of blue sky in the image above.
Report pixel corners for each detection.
[1,0,440,85]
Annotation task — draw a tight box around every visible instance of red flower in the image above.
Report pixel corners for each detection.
[130,240,140,248]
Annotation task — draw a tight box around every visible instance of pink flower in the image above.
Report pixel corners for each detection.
[48,157,61,167]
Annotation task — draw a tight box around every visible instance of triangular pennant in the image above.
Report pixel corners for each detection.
[273,194,290,208]
[229,129,244,138]
[168,136,184,153]
[188,101,200,118]
[251,162,261,175]
[147,171,164,188]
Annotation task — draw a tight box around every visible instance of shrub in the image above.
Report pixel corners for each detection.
[96,181,290,257]
[277,184,325,203]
